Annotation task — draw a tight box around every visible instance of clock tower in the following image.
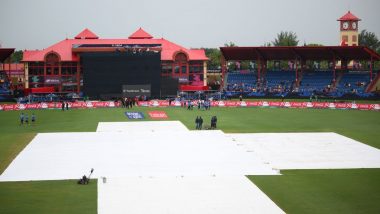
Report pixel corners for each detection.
[338,11,361,46]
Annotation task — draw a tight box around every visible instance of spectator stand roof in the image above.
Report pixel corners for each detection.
[220,46,380,61]
[0,48,15,62]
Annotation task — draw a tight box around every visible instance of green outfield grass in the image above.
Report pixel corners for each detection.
[0,106,379,213]
[249,169,380,214]
[0,180,96,214]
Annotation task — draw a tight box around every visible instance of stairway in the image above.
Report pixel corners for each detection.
[366,72,380,92]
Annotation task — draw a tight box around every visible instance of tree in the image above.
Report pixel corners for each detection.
[359,30,380,53]
[224,41,236,47]
[359,30,380,70]
[272,31,299,46]
[262,42,272,47]
[10,50,23,63]
[204,48,221,70]
[306,43,323,47]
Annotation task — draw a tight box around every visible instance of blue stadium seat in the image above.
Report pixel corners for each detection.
[226,71,257,92]
[336,72,371,97]
[298,70,333,96]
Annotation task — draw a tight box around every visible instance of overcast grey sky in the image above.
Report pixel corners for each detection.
[0,0,379,50]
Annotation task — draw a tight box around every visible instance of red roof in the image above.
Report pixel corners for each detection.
[128,28,153,39]
[337,11,361,21]
[74,28,99,39]
[22,28,208,62]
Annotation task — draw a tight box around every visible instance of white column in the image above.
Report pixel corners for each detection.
[24,63,29,88]
[203,61,207,86]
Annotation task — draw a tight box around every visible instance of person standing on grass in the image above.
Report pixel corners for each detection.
[129,98,133,109]
[24,113,29,125]
[199,116,203,130]
[20,112,24,125]
[195,116,200,130]
[121,98,125,108]
[211,116,217,129]
[31,113,36,125]
[61,101,65,111]
[66,102,69,110]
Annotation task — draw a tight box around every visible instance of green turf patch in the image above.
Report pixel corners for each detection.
[248,169,380,214]
[0,179,97,214]
[0,133,36,173]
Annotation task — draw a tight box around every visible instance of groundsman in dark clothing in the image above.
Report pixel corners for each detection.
[211,116,218,129]
[199,116,203,130]
[195,116,200,129]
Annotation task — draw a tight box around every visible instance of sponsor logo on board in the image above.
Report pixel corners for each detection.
[148,111,168,119]
[125,112,145,119]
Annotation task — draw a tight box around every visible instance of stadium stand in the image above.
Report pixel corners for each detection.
[225,70,296,97]
[220,46,380,99]
[335,72,371,97]
[263,70,295,96]
[226,71,257,92]
[0,72,11,100]
[224,69,376,99]
[298,70,334,97]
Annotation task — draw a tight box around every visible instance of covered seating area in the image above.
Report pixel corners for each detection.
[220,46,380,98]
[0,48,15,100]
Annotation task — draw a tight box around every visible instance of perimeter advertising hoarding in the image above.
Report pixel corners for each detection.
[125,112,145,119]
[122,84,151,97]
[1,101,379,111]
[148,111,168,119]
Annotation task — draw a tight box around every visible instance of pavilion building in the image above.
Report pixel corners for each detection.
[22,28,208,94]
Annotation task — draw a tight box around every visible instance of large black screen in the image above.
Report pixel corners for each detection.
[81,51,161,99]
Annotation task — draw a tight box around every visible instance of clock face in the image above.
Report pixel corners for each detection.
[342,22,349,30]
[352,22,357,30]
